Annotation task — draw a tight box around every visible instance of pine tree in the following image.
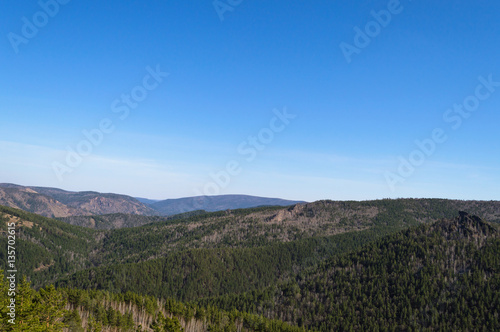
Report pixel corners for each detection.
[86,315,103,332]
[0,272,67,331]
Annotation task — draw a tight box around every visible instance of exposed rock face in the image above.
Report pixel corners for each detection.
[436,211,497,242]
[268,203,306,223]
[0,187,80,217]
[266,201,379,231]
[0,184,157,217]
[64,194,156,215]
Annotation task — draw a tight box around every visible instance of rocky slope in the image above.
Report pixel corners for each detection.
[0,186,80,217]
[0,184,304,218]
[0,184,157,217]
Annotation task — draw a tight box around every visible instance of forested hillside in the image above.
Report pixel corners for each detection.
[0,272,308,331]
[58,210,207,230]
[59,198,500,230]
[198,212,500,331]
[56,227,397,302]
[0,205,97,286]
[2,198,500,288]
[2,200,500,330]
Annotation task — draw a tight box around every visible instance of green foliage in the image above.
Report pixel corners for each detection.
[59,287,310,331]
[0,271,67,331]
[56,227,394,301]
[150,312,184,332]
[2,201,500,331]
[63,309,84,332]
[210,214,500,331]
[86,315,103,332]
[2,198,499,292]
[0,205,97,287]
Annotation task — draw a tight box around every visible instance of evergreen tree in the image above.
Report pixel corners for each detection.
[0,272,67,331]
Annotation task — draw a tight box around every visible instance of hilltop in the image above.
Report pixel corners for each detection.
[2,198,500,287]
[149,194,305,215]
[61,197,500,230]
[0,184,156,217]
[0,183,304,218]
[202,212,500,330]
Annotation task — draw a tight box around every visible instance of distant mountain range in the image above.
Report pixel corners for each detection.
[0,183,157,217]
[148,195,305,215]
[0,183,304,218]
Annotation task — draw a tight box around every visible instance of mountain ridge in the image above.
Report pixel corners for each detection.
[149,194,306,215]
[197,212,500,330]
[0,183,304,218]
[1,201,500,331]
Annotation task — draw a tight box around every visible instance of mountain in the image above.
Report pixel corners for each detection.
[58,213,169,229]
[0,185,81,218]
[2,200,500,331]
[55,228,389,302]
[57,210,206,229]
[61,197,500,230]
[0,183,157,217]
[0,205,97,286]
[202,212,500,331]
[52,199,500,303]
[134,197,161,205]
[3,198,500,286]
[150,194,306,215]
[0,184,305,218]
[1,199,417,288]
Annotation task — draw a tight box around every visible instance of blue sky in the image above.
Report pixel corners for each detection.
[1,0,499,201]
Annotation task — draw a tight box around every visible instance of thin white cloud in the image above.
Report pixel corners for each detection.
[1,140,498,201]
[0,140,196,199]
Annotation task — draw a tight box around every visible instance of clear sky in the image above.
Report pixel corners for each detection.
[1,0,499,201]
